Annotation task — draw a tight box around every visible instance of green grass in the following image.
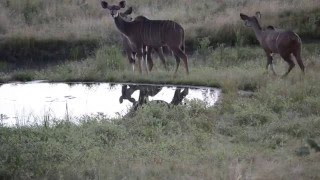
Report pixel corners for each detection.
[1,0,320,178]
[3,43,317,91]
[1,89,319,179]
[1,43,320,179]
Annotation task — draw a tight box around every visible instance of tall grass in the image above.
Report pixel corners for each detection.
[0,0,319,45]
[0,35,319,180]
[1,75,320,178]
[1,0,320,179]
[0,0,318,67]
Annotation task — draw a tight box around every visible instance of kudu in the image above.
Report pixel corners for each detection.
[119,8,167,72]
[240,12,305,77]
[101,0,189,75]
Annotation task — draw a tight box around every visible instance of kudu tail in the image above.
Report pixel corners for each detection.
[292,33,305,73]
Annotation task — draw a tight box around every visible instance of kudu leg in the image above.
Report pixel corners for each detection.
[136,52,143,74]
[173,54,180,75]
[172,48,189,75]
[154,47,167,70]
[127,52,136,72]
[146,47,154,71]
[266,54,277,76]
[143,46,149,74]
[280,54,295,77]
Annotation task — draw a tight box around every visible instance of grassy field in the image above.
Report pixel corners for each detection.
[1,0,320,179]
[1,0,319,41]
[1,43,319,90]
[0,0,319,68]
[0,0,319,66]
[1,43,320,179]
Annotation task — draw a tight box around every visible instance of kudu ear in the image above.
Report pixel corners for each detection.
[256,11,261,19]
[119,1,126,8]
[266,25,275,30]
[240,13,249,20]
[101,1,109,9]
[123,7,133,15]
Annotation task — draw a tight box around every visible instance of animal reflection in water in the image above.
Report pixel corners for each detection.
[119,85,189,110]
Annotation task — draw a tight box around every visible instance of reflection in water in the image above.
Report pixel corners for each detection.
[171,88,189,105]
[120,85,164,110]
[0,82,220,126]
[119,85,140,104]
[119,84,189,110]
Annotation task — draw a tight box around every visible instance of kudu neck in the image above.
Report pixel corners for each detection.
[114,16,131,36]
[251,21,263,43]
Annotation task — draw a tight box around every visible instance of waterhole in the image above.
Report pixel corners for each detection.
[0,81,221,126]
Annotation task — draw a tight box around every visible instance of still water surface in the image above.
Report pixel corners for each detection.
[0,81,220,126]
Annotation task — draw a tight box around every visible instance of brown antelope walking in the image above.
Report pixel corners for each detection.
[101,0,189,75]
[119,8,167,72]
[240,12,305,77]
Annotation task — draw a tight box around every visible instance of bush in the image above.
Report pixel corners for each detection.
[11,71,34,81]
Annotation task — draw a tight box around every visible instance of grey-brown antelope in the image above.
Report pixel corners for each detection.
[240,12,305,77]
[119,8,167,72]
[101,0,189,75]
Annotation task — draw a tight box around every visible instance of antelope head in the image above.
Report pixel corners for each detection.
[240,12,262,29]
[120,7,133,21]
[101,1,126,18]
